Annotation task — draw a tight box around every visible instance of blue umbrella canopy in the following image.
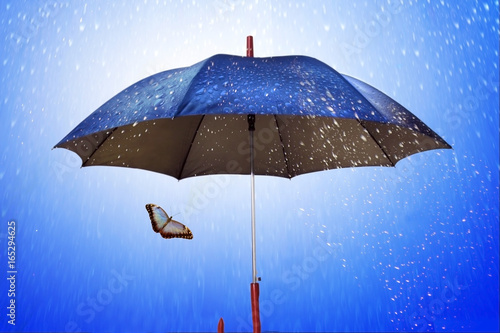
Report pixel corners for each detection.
[55,53,451,179]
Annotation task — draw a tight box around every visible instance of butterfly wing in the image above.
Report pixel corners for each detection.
[145,204,193,240]
[161,219,194,240]
[145,204,169,233]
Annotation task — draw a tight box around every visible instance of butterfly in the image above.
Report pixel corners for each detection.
[145,204,193,240]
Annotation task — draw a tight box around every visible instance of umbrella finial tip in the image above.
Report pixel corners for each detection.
[246,36,254,57]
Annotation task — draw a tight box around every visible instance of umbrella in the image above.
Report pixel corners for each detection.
[54,36,451,332]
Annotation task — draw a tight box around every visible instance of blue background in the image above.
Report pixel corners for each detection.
[0,1,498,332]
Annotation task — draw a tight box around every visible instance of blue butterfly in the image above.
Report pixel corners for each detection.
[145,204,193,239]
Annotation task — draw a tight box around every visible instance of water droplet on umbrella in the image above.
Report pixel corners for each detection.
[154,99,164,108]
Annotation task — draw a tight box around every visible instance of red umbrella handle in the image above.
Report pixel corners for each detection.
[251,282,261,333]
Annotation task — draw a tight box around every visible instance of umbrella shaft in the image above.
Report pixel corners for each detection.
[250,128,257,284]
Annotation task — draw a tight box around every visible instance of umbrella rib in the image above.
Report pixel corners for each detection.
[338,74,401,166]
[274,115,292,178]
[177,115,205,179]
[339,74,389,123]
[355,119,396,166]
[82,127,117,166]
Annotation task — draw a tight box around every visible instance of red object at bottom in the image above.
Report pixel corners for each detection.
[251,283,261,333]
[218,317,224,333]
